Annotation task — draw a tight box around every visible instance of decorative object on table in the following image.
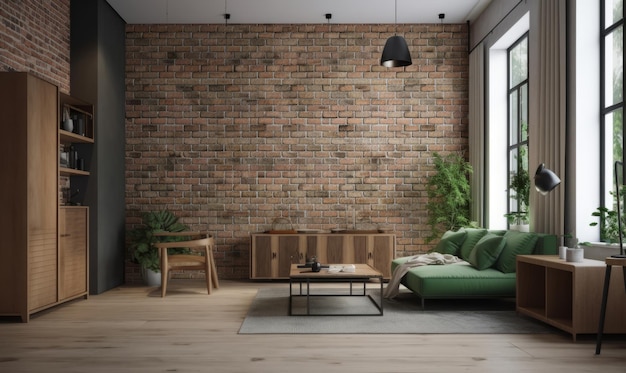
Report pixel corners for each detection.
[557,233,573,259]
[311,259,322,272]
[127,210,189,283]
[380,0,412,67]
[267,217,296,234]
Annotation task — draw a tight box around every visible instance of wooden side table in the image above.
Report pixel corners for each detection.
[516,255,626,341]
[595,256,626,354]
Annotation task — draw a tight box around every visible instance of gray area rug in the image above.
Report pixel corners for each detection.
[238,287,554,334]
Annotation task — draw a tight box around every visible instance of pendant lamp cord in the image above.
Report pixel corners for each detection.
[394,0,398,35]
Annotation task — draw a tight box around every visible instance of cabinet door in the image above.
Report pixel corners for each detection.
[370,236,394,278]
[251,235,273,279]
[352,236,369,265]
[326,235,346,264]
[277,236,300,278]
[59,207,88,300]
[27,75,59,312]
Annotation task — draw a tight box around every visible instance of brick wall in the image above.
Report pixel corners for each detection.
[0,0,70,93]
[125,23,469,280]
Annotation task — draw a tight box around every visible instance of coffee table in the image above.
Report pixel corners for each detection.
[289,263,383,316]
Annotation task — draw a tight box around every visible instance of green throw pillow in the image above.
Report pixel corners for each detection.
[495,231,539,273]
[459,228,488,260]
[428,229,467,256]
[468,233,507,270]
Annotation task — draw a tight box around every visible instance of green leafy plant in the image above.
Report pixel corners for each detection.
[505,167,530,225]
[127,210,189,272]
[590,189,626,243]
[425,152,473,243]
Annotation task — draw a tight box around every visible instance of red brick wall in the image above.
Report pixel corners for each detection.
[125,23,469,280]
[0,0,70,93]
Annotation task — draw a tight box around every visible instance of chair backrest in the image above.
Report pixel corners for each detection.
[153,232,214,254]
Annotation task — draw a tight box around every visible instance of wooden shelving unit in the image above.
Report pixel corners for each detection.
[516,255,626,340]
[0,73,91,322]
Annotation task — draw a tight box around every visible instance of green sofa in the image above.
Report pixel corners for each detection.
[390,228,557,307]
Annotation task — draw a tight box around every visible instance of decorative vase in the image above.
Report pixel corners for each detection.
[559,246,568,260]
[566,247,584,263]
[63,118,73,132]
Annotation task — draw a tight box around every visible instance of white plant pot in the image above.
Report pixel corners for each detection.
[559,246,568,260]
[566,248,584,263]
[143,267,161,287]
[510,224,530,232]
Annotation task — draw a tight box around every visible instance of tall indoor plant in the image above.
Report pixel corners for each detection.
[127,210,189,285]
[425,152,473,243]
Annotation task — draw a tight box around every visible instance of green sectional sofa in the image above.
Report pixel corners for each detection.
[390,228,557,307]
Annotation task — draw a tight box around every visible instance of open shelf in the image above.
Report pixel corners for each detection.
[516,255,626,341]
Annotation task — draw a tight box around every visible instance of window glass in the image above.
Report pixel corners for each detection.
[600,0,624,241]
[604,25,623,107]
[605,0,623,26]
[507,34,529,227]
[509,37,528,87]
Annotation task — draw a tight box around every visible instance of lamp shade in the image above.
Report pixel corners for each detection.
[380,35,412,67]
[534,163,561,195]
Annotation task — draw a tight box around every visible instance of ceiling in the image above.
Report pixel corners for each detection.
[105,0,492,25]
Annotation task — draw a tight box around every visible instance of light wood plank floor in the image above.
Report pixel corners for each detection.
[0,280,624,372]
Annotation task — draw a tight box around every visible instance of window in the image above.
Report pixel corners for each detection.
[487,13,529,230]
[600,0,624,240]
[506,34,529,227]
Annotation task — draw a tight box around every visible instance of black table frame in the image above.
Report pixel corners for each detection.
[288,275,384,316]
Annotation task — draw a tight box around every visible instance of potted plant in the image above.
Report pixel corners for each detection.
[589,188,626,243]
[127,210,189,286]
[425,152,473,243]
[506,167,530,231]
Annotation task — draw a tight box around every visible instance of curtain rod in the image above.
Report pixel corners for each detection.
[469,0,525,54]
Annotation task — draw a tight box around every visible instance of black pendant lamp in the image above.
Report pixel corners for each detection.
[381,0,412,67]
[534,163,561,195]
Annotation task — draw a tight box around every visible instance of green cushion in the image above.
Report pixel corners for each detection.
[467,233,507,270]
[428,229,467,255]
[459,228,488,260]
[495,231,539,273]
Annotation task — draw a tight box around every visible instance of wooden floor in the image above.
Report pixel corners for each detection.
[1,280,625,373]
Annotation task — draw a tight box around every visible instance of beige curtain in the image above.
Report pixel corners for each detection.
[469,43,485,226]
[529,0,567,235]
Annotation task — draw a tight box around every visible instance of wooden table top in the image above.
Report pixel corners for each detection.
[289,264,382,279]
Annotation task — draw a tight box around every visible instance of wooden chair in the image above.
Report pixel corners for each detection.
[153,232,219,297]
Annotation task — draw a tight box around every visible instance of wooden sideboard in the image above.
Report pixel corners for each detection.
[250,232,395,280]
